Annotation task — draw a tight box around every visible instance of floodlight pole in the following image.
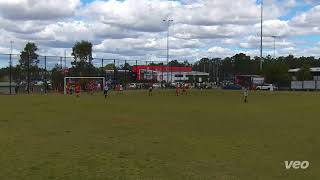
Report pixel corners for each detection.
[9,41,13,95]
[149,54,154,82]
[44,56,47,94]
[146,60,148,80]
[260,0,263,71]
[125,60,127,87]
[163,19,173,83]
[64,50,67,69]
[113,59,116,88]
[9,54,12,95]
[60,57,63,69]
[272,36,277,59]
[27,52,31,94]
[101,58,104,77]
[135,60,138,82]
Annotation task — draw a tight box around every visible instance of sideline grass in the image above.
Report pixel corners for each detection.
[0,90,319,180]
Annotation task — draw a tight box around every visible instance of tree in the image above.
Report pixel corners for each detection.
[71,41,97,76]
[19,42,39,70]
[19,43,40,82]
[72,41,93,62]
[149,62,164,66]
[103,64,115,71]
[51,64,64,91]
[297,65,313,81]
[168,60,184,67]
[120,63,132,71]
[193,58,210,72]
[262,61,290,87]
[218,57,234,80]
[70,60,97,77]
[233,53,258,75]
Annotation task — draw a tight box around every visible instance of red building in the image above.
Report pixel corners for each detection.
[132,65,193,81]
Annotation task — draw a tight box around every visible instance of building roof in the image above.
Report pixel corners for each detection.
[132,65,192,73]
[235,75,262,77]
[289,67,320,73]
[150,70,209,76]
[190,71,210,76]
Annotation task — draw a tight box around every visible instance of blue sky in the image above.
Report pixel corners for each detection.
[0,0,319,63]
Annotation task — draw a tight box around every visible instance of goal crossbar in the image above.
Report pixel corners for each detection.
[64,77,106,95]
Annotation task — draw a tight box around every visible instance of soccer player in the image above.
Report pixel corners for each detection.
[75,83,81,97]
[66,82,70,94]
[182,83,187,96]
[116,84,120,95]
[175,83,180,96]
[104,83,109,99]
[88,81,94,95]
[69,83,74,95]
[148,85,153,96]
[244,87,249,103]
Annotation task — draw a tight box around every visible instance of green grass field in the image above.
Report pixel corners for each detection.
[0,90,319,180]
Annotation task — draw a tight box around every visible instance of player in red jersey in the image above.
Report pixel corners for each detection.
[75,83,81,97]
[175,83,180,96]
[182,83,188,96]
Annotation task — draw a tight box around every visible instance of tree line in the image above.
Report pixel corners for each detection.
[1,41,319,88]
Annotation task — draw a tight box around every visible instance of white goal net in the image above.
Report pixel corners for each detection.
[64,77,106,95]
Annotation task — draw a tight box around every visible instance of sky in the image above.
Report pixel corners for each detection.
[0,0,320,62]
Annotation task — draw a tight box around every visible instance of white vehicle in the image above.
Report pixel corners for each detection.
[129,83,137,89]
[152,83,162,88]
[170,82,177,87]
[34,81,44,86]
[256,84,278,91]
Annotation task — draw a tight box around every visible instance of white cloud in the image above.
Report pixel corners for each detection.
[286,0,297,8]
[0,0,80,20]
[81,0,177,32]
[208,46,234,57]
[291,5,320,27]
[0,17,47,34]
[261,20,291,37]
[0,0,319,60]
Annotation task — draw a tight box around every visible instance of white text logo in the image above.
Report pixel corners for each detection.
[285,161,310,170]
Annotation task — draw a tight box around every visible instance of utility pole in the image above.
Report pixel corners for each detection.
[9,41,13,95]
[260,0,264,71]
[101,58,104,77]
[163,19,173,83]
[136,60,138,82]
[44,56,47,94]
[113,59,116,88]
[125,60,127,87]
[27,52,30,94]
[149,54,154,82]
[64,50,67,69]
[146,60,148,81]
[60,57,63,69]
[272,36,277,59]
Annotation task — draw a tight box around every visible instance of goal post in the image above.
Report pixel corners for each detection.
[64,77,106,95]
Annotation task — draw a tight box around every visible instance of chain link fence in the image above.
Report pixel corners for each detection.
[1,53,205,95]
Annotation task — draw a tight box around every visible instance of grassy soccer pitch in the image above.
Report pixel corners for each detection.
[0,90,319,180]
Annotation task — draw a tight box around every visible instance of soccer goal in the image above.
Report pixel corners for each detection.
[64,77,106,95]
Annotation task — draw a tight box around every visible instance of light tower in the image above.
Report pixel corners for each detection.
[163,19,173,82]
